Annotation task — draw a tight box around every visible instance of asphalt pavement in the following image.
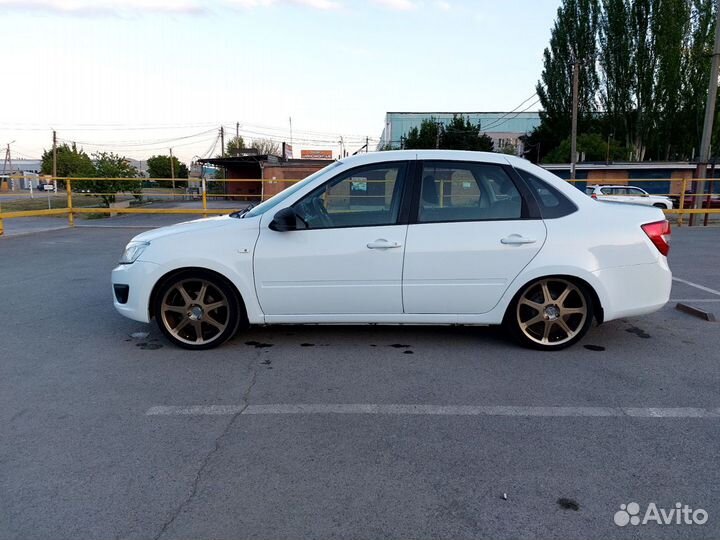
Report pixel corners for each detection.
[1,224,719,540]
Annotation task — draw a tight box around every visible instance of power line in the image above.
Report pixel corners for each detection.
[480,99,541,131]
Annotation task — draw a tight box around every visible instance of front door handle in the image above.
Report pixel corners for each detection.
[501,234,536,245]
[367,239,402,249]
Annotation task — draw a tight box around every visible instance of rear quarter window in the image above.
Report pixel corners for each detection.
[515,169,578,219]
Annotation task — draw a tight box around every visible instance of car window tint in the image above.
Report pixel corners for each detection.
[514,168,578,219]
[293,163,406,229]
[417,162,522,223]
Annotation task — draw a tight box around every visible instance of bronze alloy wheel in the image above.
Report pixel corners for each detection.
[515,278,590,348]
[159,277,232,347]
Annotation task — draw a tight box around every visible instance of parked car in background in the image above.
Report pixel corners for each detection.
[112,151,672,351]
[587,185,673,209]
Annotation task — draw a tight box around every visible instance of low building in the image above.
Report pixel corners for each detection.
[198,155,331,201]
[543,161,719,197]
[379,112,541,155]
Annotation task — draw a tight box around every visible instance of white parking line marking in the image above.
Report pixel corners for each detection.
[146,404,720,418]
[672,277,720,297]
[670,298,720,302]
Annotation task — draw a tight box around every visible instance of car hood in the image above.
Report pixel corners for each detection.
[131,214,258,243]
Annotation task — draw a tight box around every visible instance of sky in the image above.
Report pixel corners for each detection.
[1,0,561,164]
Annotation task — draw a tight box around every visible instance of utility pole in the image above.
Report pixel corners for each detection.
[52,130,57,182]
[570,59,580,181]
[169,148,176,196]
[220,126,225,158]
[236,122,239,140]
[366,136,369,153]
[694,0,720,222]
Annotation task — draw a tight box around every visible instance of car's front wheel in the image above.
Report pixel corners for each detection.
[154,270,241,350]
[505,277,594,350]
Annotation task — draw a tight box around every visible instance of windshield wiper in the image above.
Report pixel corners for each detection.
[230,203,255,219]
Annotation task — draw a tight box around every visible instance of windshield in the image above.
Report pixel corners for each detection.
[242,161,343,218]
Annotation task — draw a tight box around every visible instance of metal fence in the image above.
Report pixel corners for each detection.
[1,175,719,236]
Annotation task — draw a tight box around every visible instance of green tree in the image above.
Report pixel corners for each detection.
[543,133,628,163]
[679,0,716,158]
[536,0,601,157]
[146,155,189,187]
[441,115,494,151]
[226,136,246,156]
[652,0,691,159]
[75,152,140,207]
[404,118,442,149]
[533,0,720,163]
[251,137,281,155]
[599,0,635,148]
[40,143,95,179]
[403,115,494,151]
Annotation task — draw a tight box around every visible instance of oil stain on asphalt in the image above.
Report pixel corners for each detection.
[245,341,274,348]
[557,498,580,511]
[626,326,651,339]
[136,342,163,350]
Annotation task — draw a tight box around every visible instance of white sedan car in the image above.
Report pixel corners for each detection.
[588,185,674,209]
[112,151,671,351]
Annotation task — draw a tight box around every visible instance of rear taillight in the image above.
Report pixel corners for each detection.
[591,193,597,199]
[642,220,671,256]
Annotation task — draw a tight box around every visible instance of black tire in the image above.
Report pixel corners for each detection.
[503,277,595,351]
[653,203,667,209]
[153,270,243,350]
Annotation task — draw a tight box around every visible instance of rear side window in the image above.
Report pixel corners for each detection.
[515,169,577,219]
[417,161,524,223]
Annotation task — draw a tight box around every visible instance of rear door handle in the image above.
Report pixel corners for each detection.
[501,234,536,245]
[367,239,402,249]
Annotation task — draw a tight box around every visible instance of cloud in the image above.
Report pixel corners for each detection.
[0,0,341,15]
[0,0,206,15]
[226,0,340,8]
[371,0,416,10]
[435,0,450,11]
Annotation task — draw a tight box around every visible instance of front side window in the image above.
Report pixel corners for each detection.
[293,162,407,229]
[417,161,523,223]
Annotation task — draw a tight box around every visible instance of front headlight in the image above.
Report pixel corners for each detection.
[119,241,150,264]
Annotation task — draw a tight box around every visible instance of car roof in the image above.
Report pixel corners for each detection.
[337,150,512,167]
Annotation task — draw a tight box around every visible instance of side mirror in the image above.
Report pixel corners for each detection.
[269,207,301,231]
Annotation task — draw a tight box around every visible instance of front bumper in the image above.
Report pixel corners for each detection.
[111,260,161,323]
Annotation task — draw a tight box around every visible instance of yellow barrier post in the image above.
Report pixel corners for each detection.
[66,178,75,227]
[0,207,4,236]
[678,178,687,227]
[202,178,208,218]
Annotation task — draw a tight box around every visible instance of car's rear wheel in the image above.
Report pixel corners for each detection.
[653,203,667,209]
[154,271,241,350]
[506,277,594,350]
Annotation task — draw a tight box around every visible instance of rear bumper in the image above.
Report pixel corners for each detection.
[593,257,671,321]
[111,261,161,323]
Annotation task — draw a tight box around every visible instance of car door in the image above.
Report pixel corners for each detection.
[626,187,649,206]
[254,161,410,317]
[402,160,546,314]
[599,186,623,203]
